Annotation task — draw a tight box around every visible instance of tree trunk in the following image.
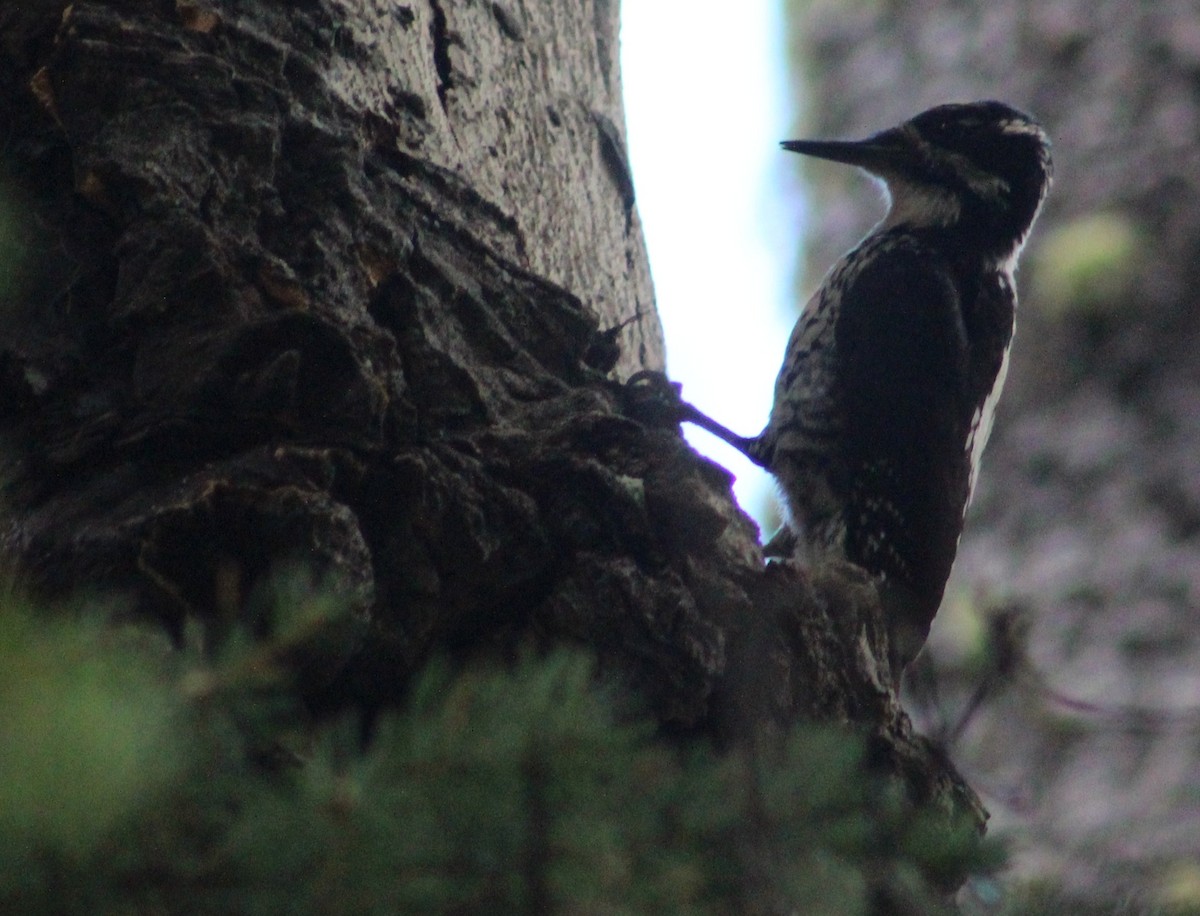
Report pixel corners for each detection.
[0,0,978,836]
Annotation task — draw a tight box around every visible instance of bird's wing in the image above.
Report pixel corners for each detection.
[761,286,841,460]
[833,240,973,607]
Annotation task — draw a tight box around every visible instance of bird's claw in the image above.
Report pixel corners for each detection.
[622,369,687,427]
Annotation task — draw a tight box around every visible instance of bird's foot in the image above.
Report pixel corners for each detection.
[624,371,764,465]
[622,369,688,428]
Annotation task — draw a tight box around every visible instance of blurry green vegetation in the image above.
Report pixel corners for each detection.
[0,579,1021,915]
[929,588,998,673]
[1156,861,1200,915]
[0,576,1173,915]
[1029,212,1144,319]
[0,596,182,861]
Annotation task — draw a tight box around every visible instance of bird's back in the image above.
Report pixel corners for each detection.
[759,225,1016,654]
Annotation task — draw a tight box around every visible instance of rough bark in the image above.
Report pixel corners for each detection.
[0,0,979,844]
[793,0,1200,897]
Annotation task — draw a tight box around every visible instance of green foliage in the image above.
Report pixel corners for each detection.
[1030,212,1144,319]
[0,596,184,912]
[0,584,999,915]
[0,597,182,858]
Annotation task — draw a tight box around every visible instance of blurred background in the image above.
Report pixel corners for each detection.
[623,0,1200,910]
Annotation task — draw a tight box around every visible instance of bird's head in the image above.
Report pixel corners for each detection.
[784,101,1053,265]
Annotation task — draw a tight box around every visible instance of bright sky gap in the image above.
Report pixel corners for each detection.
[620,2,802,534]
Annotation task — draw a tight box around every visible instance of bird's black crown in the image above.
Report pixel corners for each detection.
[903,101,1053,250]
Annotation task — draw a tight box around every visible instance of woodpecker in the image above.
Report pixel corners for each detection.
[637,101,1052,674]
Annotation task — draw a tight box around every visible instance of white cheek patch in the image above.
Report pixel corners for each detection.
[880,177,962,229]
[883,123,1014,219]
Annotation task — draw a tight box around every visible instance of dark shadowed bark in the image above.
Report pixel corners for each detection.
[0,0,980,850]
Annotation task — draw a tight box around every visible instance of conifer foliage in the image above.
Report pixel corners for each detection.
[1,583,994,915]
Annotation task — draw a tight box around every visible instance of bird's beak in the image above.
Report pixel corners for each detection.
[781,127,915,176]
